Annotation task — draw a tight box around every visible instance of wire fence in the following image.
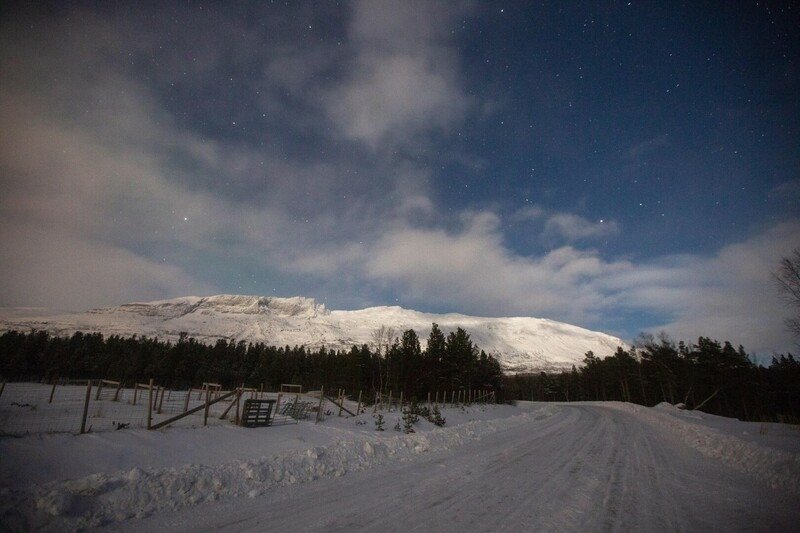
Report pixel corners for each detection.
[0,380,495,437]
[0,380,305,437]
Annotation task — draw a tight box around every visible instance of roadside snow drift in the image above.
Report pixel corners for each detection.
[1,402,799,531]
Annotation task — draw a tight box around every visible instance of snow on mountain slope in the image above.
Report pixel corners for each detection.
[0,295,625,372]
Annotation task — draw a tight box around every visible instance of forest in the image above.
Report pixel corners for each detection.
[0,324,504,402]
[1,326,798,422]
[504,335,800,423]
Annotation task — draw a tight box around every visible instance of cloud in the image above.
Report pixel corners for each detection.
[330,214,798,354]
[515,206,620,243]
[543,214,620,242]
[769,179,800,202]
[625,134,671,161]
[618,221,800,354]
[362,211,629,323]
[1,2,798,358]
[0,222,216,310]
[322,0,473,149]
[0,2,453,311]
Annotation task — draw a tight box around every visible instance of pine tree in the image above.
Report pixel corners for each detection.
[430,404,446,426]
[402,408,416,433]
[424,323,447,392]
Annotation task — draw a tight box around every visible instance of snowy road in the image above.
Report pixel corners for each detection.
[116,404,799,532]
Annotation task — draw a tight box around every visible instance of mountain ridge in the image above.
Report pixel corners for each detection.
[0,295,626,373]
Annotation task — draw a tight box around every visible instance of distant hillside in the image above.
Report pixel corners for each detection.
[0,295,626,373]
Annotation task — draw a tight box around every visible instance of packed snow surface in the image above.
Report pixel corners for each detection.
[1,401,798,531]
[0,295,625,372]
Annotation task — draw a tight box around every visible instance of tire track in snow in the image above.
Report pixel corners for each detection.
[599,402,800,495]
[117,403,799,532]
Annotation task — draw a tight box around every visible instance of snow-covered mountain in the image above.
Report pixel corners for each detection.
[0,295,625,373]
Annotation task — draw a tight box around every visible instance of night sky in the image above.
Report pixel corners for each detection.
[0,1,798,354]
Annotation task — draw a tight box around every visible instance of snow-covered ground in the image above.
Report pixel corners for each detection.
[1,400,798,531]
[0,294,626,372]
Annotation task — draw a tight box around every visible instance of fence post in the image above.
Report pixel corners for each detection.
[113,380,123,401]
[147,378,154,430]
[315,386,325,423]
[95,380,103,401]
[235,389,242,425]
[184,388,191,412]
[0,381,5,400]
[80,380,92,434]
[203,386,211,426]
[158,386,166,414]
[356,390,362,415]
[49,378,58,404]
[427,392,431,406]
[399,391,403,410]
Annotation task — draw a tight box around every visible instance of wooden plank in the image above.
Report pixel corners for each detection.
[323,394,357,417]
[219,390,241,420]
[150,389,238,430]
[157,386,166,414]
[281,383,302,393]
[49,379,57,404]
[240,399,276,428]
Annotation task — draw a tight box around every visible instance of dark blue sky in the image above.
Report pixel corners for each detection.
[0,1,798,353]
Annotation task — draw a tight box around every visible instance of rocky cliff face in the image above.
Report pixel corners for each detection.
[101,295,328,319]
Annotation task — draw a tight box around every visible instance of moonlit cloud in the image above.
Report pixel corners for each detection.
[514,206,620,243]
[0,2,797,355]
[323,0,473,149]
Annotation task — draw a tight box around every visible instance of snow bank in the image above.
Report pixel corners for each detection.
[0,406,557,530]
[604,402,800,495]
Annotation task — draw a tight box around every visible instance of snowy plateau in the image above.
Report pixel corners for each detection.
[0,294,625,373]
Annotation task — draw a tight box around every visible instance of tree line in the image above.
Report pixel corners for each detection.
[0,324,504,402]
[1,326,798,422]
[504,334,800,423]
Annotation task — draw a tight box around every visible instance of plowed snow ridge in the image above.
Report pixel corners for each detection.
[5,407,558,529]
